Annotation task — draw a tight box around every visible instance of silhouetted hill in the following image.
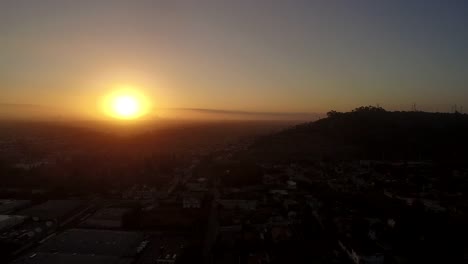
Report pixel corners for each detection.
[249,106,468,162]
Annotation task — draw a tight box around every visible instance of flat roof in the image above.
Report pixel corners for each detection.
[135,235,187,264]
[12,253,133,264]
[17,200,84,220]
[87,208,131,220]
[36,229,144,257]
[80,208,131,228]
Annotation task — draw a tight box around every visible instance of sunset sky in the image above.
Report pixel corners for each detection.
[1,0,468,119]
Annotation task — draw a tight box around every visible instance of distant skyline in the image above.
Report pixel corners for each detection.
[1,0,468,119]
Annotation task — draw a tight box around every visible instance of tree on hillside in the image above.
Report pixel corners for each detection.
[326,110,343,118]
[352,105,386,113]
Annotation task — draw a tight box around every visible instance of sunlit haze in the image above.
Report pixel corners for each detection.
[102,88,151,120]
[1,1,468,120]
[112,96,140,119]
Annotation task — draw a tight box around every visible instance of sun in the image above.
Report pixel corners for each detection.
[103,88,151,120]
[113,95,140,118]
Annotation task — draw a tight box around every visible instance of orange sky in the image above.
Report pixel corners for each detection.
[1,1,468,120]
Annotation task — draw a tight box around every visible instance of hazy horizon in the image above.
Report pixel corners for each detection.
[0,102,325,122]
[2,0,468,121]
[0,101,463,122]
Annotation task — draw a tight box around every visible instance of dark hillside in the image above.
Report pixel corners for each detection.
[249,106,468,162]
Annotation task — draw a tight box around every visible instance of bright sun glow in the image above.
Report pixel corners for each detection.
[113,95,140,118]
[103,87,151,120]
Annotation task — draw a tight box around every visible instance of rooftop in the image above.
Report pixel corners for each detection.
[12,252,133,264]
[17,200,84,220]
[80,208,131,228]
[36,229,145,257]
